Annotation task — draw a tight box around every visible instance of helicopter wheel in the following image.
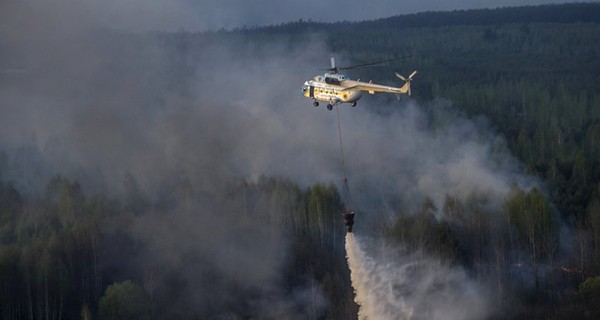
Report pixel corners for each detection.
[350,101,357,107]
[313,101,319,107]
[327,104,333,111]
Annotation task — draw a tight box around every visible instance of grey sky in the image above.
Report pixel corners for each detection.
[84,0,585,31]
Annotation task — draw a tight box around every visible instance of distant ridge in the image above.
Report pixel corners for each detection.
[253,3,600,33]
[376,2,600,28]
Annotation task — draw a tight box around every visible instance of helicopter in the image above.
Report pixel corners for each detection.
[302,57,417,110]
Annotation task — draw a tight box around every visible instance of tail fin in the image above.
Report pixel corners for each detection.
[395,70,417,96]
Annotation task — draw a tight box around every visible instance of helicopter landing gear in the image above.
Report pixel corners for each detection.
[327,104,333,111]
[350,101,357,107]
[313,101,319,107]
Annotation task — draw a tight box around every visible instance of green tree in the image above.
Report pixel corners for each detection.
[580,275,600,297]
[388,196,461,262]
[443,195,495,274]
[0,184,21,243]
[504,187,559,290]
[586,122,600,159]
[81,304,93,320]
[305,182,343,248]
[98,281,150,320]
[517,127,534,167]
[579,275,600,317]
[586,186,600,272]
[46,176,84,229]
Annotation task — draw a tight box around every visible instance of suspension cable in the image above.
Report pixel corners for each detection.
[336,105,354,209]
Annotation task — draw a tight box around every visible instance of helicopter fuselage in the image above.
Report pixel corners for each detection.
[302,71,414,109]
[302,73,364,105]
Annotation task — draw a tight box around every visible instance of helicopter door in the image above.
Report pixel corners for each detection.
[309,86,315,98]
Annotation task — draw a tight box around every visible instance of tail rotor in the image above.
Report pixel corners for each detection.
[395,71,417,96]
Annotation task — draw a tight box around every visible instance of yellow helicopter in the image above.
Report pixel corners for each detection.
[302,57,417,110]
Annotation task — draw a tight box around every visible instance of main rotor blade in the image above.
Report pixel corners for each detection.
[320,56,411,74]
[337,56,411,71]
[395,72,407,81]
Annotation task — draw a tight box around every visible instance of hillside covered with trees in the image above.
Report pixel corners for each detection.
[2,2,600,319]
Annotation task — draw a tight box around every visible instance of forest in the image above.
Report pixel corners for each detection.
[1,2,600,319]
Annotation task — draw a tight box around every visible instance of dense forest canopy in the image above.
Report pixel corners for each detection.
[1,2,600,319]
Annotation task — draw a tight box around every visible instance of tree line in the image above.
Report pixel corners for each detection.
[3,172,600,318]
[0,173,358,319]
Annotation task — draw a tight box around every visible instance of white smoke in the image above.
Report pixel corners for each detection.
[346,233,490,320]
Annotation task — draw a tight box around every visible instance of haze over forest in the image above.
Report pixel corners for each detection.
[1,1,600,319]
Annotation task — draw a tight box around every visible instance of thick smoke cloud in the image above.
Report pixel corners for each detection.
[1,2,333,317]
[127,199,326,318]
[335,100,536,212]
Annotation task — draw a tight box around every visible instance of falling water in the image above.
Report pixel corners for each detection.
[345,233,490,320]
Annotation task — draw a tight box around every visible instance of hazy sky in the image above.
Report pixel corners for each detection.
[87,0,585,31]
